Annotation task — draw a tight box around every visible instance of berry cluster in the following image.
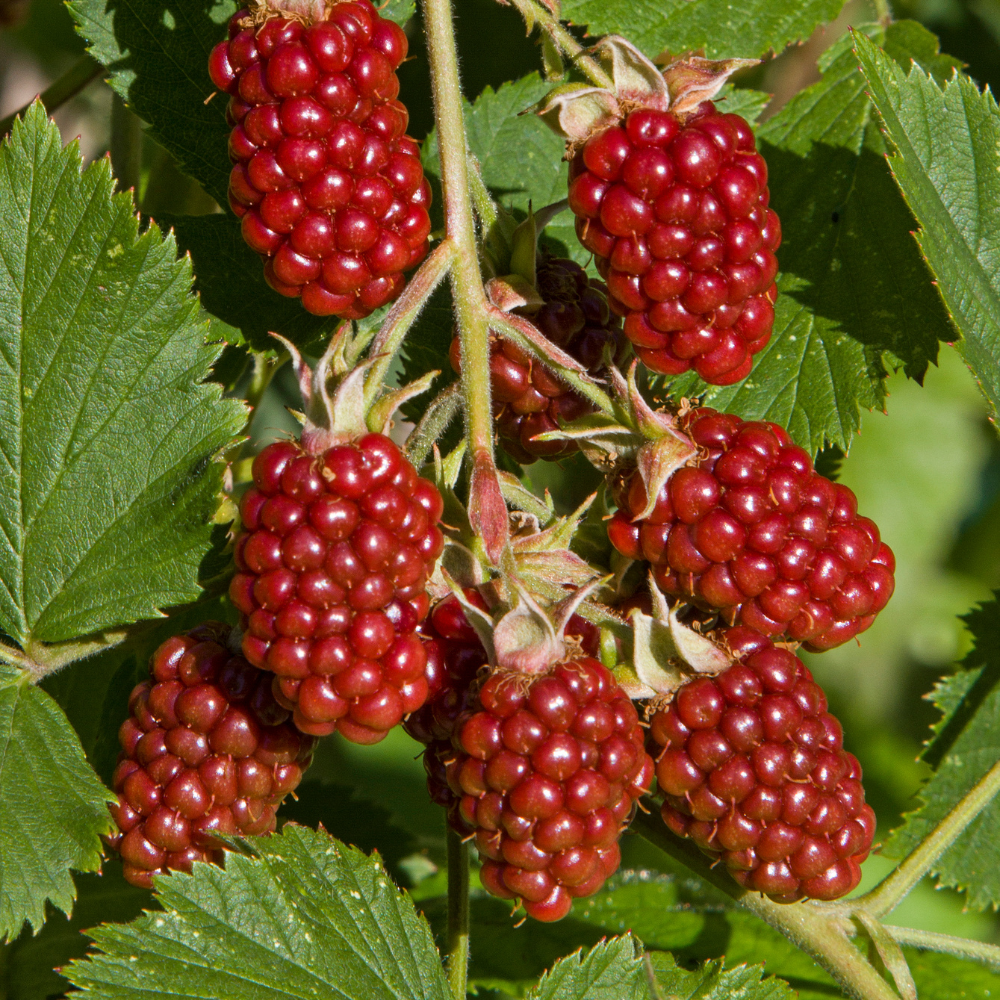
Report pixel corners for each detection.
[608,408,894,650]
[569,101,779,385]
[451,257,623,463]
[651,627,874,901]
[229,435,445,743]
[208,1,431,318]
[450,658,653,921]
[108,624,315,888]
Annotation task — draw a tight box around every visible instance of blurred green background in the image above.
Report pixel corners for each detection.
[4,0,1000,987]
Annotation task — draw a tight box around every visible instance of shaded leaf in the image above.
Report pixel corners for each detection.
[65,827,452,1000]
[648,951,795,1000]
[856,28,1000,426]
[662,22,957,453]
[0,664,114,941]
[0,105,244,644]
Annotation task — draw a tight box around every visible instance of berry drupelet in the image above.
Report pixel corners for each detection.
[450,257,624,463]
[450,658,653,922]
[651,627,874,902]
[108,624,315,888]
[229,434,445,743]
[208,0,431,318]
[569,102,779,386]
[607,408,894,650]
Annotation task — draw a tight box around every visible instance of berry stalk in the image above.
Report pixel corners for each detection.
[446,828,471,1000]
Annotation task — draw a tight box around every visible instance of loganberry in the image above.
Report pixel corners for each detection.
[651,627,874,901]
[607,407,895,650]
[208,1,431,318]
[450,657,653,921]
[107,623,315,888]
[229,434,445,743]
[451,257,624,463]
[569,101,779,385]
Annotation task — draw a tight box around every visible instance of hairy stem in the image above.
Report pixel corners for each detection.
[0,54,104,139]
[446,829,470,1000]
[363,239,457,407]
[884,926,1000,971]
[505,0,612,89]
[633,813,900,1000]
[856,759,1000,918]
[405,383,463,467]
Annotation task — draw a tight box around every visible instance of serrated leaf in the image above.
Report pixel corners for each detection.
[65,826,452,1000]
[882,595,1000,909]
[856,29,1000,426]
[648,951,795,1000]
[526,936,646,1000]
[559,0,843,60]
[69,0,413,209]
[661,22,956,453]
[0,664,115,941]
[0,106,245,644]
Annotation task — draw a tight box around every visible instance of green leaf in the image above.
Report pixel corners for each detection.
[2,861,149,1000]
[526,936,646,1000]
[69,0,414,208]
[661,22,957,453]
[647,952,795,1000]
[0,105,245,644]
[558,0,843,60]
[856,29,1000,426]
[65,826,452,1000]
[882,594,1000,909]
[0,664,115,941]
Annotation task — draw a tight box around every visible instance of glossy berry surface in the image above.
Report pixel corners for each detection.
[450,657,653,922]
[450,257,623,463]
[569,102,780,385]
[107,623,315,889]
[651,627,874,902]
[607,408,895,650]
[228,435,445,743]
[208,2,431,318]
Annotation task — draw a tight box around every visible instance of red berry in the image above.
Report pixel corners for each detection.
[212,1,430,318]
[451,257,623,463]
[650,627,874,902]
[569,105,779,385]
[450,656,652,921]
[232,435,444,742]
[106,623,315,888]
[608,408,894,649]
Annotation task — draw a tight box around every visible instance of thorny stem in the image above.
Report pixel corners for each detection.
[0,54,104,139]
[363,239,457,409]
[505,0,613,89]
[446,829,470,1000]
[488,309,616,416]
[884,927,1000,971]
[853,759,1000,919]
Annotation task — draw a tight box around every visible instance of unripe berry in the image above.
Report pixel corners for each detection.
[107,623,315,888]
[209,2,430,318]
[650,627,874,902]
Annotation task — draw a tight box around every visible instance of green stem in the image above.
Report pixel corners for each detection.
[505,0,612,89]
[855,760,1000,919]
[363,239,457,408]
[633,813,899,1000]
[872,0,892,23]
[884,927,1000,971]
[446,829,470,1000]
[0,54,104,139]
[405,383,463,467]
[487,310,616,416]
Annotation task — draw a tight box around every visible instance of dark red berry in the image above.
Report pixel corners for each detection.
[607,407,894,649]
[450,656,652,922]
[106,623,315,888]
[210,1,430,318]
[569,102,779,385]
[651,627,874,902]
[230,435,444,742]
[451,257,624,463]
